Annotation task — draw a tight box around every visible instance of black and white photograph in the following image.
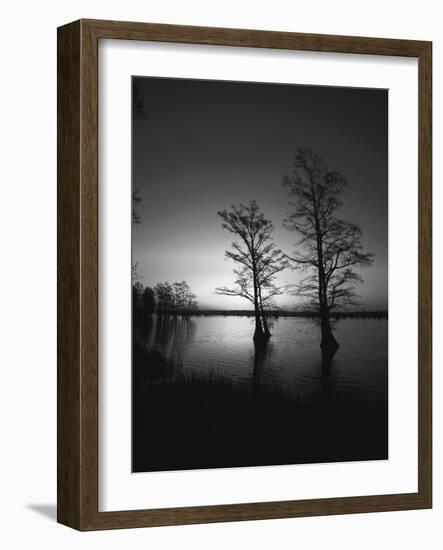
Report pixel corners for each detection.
[1,1,436,543]
[0,0,437,542]
[131,75,388,473]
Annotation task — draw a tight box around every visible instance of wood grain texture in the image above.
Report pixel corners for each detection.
[79,18,99,529]
[57,19,432,531]
[84,18,429,56]
[57,20,81,529]
[417,42,432,506]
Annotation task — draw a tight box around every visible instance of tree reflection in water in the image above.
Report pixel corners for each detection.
[252,342,274,391]
[142,314,197,364]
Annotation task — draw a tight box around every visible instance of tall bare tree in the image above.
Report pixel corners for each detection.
[283,149,374,355]
[216,201,287,342]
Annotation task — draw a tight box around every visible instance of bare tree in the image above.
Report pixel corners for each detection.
[154,282,174,316]
[132,262,142,283]
[283,149,374,355]
[132,189,142,225]
[154,281,198,318]
[132,192,142,286]
[173,281,198,318]
[216,201,287,342]
[142,286,156,316]
[133,82,147,119]
[131,191,143,331]
[256,244,289,336]
[132,281,144,323]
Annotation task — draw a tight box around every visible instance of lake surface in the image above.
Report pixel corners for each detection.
[134,314,388,471]
[140,315,388,406]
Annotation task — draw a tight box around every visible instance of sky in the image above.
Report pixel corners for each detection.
[132,76,388,310]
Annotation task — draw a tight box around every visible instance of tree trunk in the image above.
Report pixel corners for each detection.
[320,308,339,357]
[252,259,266,343]
[258,286,271,339]
[252,289,265,342]
[315,220,338,358]
[253,310,265,342]
[261,313,271,339]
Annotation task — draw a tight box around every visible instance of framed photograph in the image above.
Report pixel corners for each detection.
[57,19,432,530]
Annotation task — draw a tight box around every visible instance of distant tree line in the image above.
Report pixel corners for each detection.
[173,309,387,320]
[133,280,198,321]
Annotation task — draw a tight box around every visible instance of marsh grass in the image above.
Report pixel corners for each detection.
[132,346,387,472]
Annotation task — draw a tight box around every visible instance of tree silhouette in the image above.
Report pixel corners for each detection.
[142,286,156,316]
[173,281,198,318]
[154,282,174,316]
[132,281,144,323]
[132,262,142,284]
[154,281,198,317]
[132,189,142,225]
[133,82,147,119]
[283,149,374,356]
[132,192,142,289]
[216,201,287,342]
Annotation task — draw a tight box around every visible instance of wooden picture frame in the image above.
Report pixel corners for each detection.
[57,19,432,530]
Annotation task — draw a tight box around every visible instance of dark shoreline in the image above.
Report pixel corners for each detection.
[155,309,388,319]
[133,349,388,473]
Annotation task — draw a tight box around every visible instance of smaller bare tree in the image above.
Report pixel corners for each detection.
[216,201,287,342]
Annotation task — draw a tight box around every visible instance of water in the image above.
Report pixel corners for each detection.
[141,315,388,407]
[134,315,388,470]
